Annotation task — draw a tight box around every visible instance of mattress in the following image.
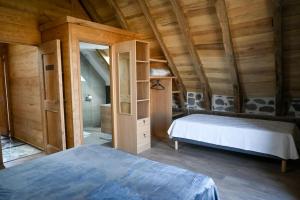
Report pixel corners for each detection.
[168,114,299,160]
[0,144,218,200]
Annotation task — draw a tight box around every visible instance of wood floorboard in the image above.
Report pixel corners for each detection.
[140,139,300,200]
[2,139,300,200]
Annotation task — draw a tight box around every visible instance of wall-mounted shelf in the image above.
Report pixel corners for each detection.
[172,111,185,118]
[150,58,167,63]
[137,99,150,102]
[150,76,176,79]
[136,60,149,63]
[137,80,149,83]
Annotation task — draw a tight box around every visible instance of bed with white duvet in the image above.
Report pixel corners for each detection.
[168,114,299,172]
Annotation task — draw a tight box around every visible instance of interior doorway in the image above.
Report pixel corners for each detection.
[79,42,112,146]
[0,43,45,166]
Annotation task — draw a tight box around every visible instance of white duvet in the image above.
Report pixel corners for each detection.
[168,114,299,160]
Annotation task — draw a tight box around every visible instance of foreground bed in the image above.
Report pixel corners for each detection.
[168,114,300,172]
[0,144,218,200]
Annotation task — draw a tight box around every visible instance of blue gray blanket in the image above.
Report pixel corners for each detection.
[0,144,218,200]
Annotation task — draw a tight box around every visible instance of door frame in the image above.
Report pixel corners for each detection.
[77,40,116,147]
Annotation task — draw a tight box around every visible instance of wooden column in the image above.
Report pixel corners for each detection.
[137,0,187,95]
[215,0,242,112]
[273,0,283,116]
[169,0,211,110]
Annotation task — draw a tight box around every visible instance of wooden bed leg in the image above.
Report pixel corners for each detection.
[175,140,178,151]
[281,160,287,173]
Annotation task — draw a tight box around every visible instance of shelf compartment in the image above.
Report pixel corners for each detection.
[137,100,149,119]
[136,41,149,61]
[136,62,149,81]
[137,82,149,100]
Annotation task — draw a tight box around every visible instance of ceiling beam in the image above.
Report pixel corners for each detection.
[273,0,283,115]
[96,49,110,68]
[106,0,129,29]
[79,0,103,23]
[137,0,187,95]
[169,0,211,110]
[214,0,242,113]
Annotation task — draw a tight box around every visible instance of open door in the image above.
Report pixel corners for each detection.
[40,40,66,154]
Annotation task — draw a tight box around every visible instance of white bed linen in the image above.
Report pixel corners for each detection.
[168,114,299,160]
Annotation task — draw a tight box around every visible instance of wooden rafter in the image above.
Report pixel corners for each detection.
[96,50,110,70]
[106,0,129,29]
[169,0,211,110]
[214,0,242,112]
[273,0,283,115]
[137,0,187,96]
[79,0,103,23]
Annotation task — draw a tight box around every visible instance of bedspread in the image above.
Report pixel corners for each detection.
[0,144,218,200]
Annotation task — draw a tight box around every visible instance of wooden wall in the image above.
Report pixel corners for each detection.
[283,0,300,98]
[0,0,89,45]
[226,0,276,97]
[7,44,44,149]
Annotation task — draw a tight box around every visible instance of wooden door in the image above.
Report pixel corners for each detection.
[0,46,9,136]
[113,40,137,153]
[40,40,66,154]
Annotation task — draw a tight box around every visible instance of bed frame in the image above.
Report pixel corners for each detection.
[173,138,287,173]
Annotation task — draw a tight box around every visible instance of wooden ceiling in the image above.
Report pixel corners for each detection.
[78,0,300,106]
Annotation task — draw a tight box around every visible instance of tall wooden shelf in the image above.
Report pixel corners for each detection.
[150,76,173,140]
[149,57,173,140]
[115,40,150,154]
[150,58,186,140]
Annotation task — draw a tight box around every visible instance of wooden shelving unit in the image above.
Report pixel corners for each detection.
[115,40,151,154]
[136,41,150,121]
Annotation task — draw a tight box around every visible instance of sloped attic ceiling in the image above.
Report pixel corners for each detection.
[79,0,300,112]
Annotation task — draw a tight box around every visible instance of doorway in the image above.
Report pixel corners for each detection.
[0,43,45,166]
[79,42,112,146]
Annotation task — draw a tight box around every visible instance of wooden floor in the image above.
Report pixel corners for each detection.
[140,140,300,200]
[2,140,300,200]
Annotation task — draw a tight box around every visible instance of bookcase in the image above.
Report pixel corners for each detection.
[114,40,150,154]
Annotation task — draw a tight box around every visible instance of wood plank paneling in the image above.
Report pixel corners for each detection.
[0,0,89,45]
[7,44,44,149]
[227,0,276,98]
[283,0,300,99]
